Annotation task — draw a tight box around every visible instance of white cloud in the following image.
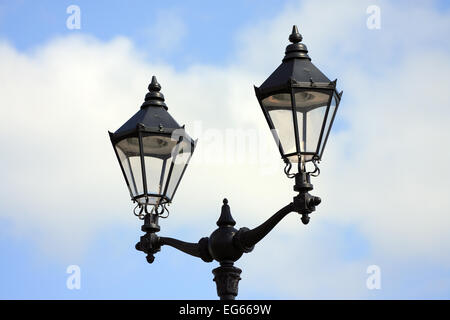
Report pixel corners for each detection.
[0,0,449,298]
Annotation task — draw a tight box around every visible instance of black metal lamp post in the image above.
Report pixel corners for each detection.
[109,25,342,300]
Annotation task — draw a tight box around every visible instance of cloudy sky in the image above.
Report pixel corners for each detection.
[0,0,449,299]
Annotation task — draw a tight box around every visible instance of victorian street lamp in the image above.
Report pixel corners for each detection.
[109,76,196,226]
[254,25,343,224]
[109,25,342,300]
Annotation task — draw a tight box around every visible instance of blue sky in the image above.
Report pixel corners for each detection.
[0,0,285,69]
[1,0,450,299]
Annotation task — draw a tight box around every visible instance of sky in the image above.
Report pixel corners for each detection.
[0,0,450,299]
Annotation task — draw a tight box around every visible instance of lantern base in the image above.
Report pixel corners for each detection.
[141,213,160,233]
[293,172,321,224]
[293,171,313,192]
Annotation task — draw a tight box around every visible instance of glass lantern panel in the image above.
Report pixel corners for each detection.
[294,91,330,109]
[295,112,304,152]
[142,135,177,204]
[305,106,327,153]
[128,157,144,195]
[141,135,177,158]
[143,157,165,195]
[294,90,331,159]
[319,94,338,157]
[165,139,193,201]
[288,111,315,163]
[262,93,296,155]
[115,137,144,197]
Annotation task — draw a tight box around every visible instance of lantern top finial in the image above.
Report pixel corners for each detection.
[142,75,167,109]
[289,25,303,43]
[256,25,331,92]
[148,75,161,92]
[283,25,310,61]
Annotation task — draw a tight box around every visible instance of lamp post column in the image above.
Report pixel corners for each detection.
[208,199,244,300]
[213,263,242,300]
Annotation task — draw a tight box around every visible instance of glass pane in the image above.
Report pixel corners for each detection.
[115,137,143,197]
[262,93,291,107]
[136,196,161,205]
[143,157,165,195]
[142,135,177,203]
[319,94,337,157]
[294,91,330,110]
[159,158,170,197]
[262,93,296,155]
[165,139,193,201]
[294,91,331,158]
[115,147,136,196]
[141,135,177,159]
[115,137,140,156]
[268,109,296,155]
[128,157,144,195]
[305,106,327,153]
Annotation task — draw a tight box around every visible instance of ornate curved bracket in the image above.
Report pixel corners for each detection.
[159,236,213,262]
[233,202,294,251]
[135,224,212,263]
[134,172,321,300]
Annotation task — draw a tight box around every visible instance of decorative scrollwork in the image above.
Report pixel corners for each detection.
[308,159,321,177]
[133,200,170,220]
[133,203,145,220]
[159,203,170,219]
[283,159,295,178]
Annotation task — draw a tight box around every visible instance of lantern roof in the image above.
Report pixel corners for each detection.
[110,76,182,142]
[257,26,331,94]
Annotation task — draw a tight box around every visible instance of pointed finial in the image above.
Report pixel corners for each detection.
[217,198,236,227]
[283,25,309,61]
[141,75,167,109]
[148,75,161,92]
[289,25,303,43]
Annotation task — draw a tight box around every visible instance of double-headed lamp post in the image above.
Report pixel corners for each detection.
[108,25,342,300]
